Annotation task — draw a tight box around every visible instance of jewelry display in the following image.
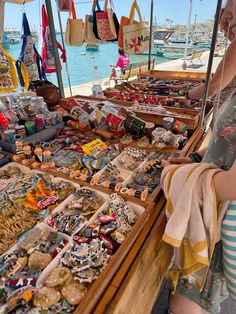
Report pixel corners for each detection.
[0,226,68,311]
[152,128,187,149]
[47,188,104,235]
[0,67,202,313]
[122,152,178,195]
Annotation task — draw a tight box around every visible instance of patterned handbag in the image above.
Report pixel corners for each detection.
[93,0,116,41]
[85,0,105,44]
[0,45,18,93]
[57,0,72,11]
[222,201,236,300]
[107,0,120,40]
[16,13,46,89]
[41,4,66,73]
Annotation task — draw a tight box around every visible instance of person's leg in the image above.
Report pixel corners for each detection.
[169,292,209,314]
[109,68,116,80]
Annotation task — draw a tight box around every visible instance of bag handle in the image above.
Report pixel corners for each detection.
[91,0,97,12]
[22,13,31,36]
[94,0,101,11]
[129,0,142,24]
[71,0,77,19]
[104,0,114,12]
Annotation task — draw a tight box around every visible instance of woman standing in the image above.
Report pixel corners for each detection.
[168,1,236,313]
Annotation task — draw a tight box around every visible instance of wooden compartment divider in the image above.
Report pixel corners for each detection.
[137,70,209,82]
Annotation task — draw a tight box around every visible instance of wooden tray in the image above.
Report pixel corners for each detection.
[137,69,210,82]
[103,89,188,104]
[119,79,200,91]
[11,123,205,314]
[11,161,161,314]
[74,125,206,314]
[59,95,200,130]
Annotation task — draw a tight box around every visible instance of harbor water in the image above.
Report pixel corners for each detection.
[6,40,169,88]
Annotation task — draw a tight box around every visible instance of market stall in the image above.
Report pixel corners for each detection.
[0,69,209,313]
[0,0,223,313]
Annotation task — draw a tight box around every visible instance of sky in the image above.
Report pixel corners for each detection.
[3,0,218,32]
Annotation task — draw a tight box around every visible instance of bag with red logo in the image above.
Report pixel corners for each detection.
[122,0,150,54]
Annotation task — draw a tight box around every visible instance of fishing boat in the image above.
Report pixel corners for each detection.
[197,41,211,49]
[169,38,197,45]
[85,43,99,51]
[9,36,20,44]
[1,35,10,49]
[163,52,184,59]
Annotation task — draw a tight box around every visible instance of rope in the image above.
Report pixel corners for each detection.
[210,24,230,127]
[216,25,230,106]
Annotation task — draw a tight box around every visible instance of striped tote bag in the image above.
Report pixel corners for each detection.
[222,201,236,300]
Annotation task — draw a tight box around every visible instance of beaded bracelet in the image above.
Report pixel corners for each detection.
[188,152,202,163]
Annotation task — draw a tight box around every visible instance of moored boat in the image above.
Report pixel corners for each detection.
[85,44,99,51]
[1,35,10,49]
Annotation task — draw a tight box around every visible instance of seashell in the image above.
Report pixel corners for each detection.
[33,287,61,307]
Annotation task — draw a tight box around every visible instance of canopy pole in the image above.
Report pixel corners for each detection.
[200,0,222,127]
[182,0,193,70]
[45,0,65,98]
[148,0,154,70]
[56,3,72,96]
[0,0,6,43]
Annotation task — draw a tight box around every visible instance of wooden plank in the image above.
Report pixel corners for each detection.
[198,129,212,151]
[185,128,204,156]
[181,126,202,155]
[59,94,200,130]
[106,210,173,314]
[138,70,209,81]
[74,201,157,314]
[94,197,166,314]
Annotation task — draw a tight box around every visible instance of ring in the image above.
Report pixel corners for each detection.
[120,188,128,194]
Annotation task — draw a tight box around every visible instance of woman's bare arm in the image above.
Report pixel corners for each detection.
[213,159,236,201]
[189,40,236,99]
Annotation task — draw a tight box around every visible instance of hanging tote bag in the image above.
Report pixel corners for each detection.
[107,0,120,40]
[93,0,116,41]
[118,0,138,48]
[57,0,72,12]
[0,45,18,93]
[84,0,104,44]
[222,201,236,300]
[41,4,66,73]
[16,13,45,89]
[65,0,84,46]
[122,1,150,54]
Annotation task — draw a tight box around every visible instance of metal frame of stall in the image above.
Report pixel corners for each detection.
[2,0,222,127]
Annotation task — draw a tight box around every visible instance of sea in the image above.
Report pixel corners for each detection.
[6,39,169,88]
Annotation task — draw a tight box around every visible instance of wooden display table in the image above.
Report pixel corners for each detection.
[89,127,211,314]
[59,94,201,131]
[137,70,210,82]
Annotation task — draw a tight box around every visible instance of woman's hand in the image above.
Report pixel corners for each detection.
[188,84,205,100]
[167,156,192,164]
[162,156,192,168]
[164,149,206,167]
